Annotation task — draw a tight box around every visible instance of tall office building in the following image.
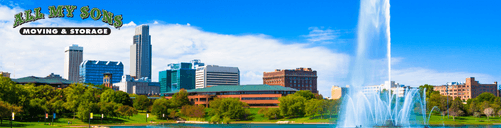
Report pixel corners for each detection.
[263,67,318,93]
[159,60,204,93]
[195,65,240,89]
[80,60,124,85]
[130,25,152,79]
[64,44,83,82]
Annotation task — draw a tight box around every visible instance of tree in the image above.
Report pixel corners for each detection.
[77,102,99,121]
[484,107,494,120]
[279,94,306,118]
[293,90,316,100]
[100,102,121,119]
[101,89,133,106]
[0,100,22,124]
[473,112,481,118]
[326,99,340,119]
[263,108,281,120]
[469,101,480,115]
[418,84,437,99]
[181,105,205,118]
[152,98,172,119]
[64,83,86,119]
[305,99,324,118]
[448,98,464,120]
[497,110,501,117]
[208,98,250,120]
[118,105,137,119]
[171,89,190,108]
[133,95,151,112]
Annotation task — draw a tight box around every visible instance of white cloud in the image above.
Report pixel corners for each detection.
[392,67,497,86]
[153,21,158,24]
[122,21,136,27]
[304,26,339,44]
[0,5,350,97]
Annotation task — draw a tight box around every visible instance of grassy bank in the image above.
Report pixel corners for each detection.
[0,112,176,128]
[428,115,501,125]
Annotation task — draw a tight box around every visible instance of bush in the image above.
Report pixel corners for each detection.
[263,108,281,120]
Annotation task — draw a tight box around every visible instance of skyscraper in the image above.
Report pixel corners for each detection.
[64,44,83,82]
[80,60,124,85]
[130,25,152,79]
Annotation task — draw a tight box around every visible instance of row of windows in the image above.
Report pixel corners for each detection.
[242,97,278,100]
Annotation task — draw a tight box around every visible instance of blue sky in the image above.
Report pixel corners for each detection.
[1,0,500,96]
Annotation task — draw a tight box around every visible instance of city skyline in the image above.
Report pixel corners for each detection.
[0,1,500,97]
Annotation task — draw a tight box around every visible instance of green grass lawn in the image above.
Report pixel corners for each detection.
[428,114,501,125]
[0,112,176,128]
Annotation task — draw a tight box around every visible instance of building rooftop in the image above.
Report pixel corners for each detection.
[12,73,73,85]
[164,84,297,94]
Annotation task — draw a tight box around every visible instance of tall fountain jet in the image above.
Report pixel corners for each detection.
[338,0,429,127]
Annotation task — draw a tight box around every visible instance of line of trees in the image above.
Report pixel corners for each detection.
[0,76,142,122]
[260,90,341,120]
[1,76,343,124]
[420,84,501,121]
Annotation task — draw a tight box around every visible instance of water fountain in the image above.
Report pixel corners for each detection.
[337,0,430,127]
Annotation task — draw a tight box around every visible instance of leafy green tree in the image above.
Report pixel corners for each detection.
[171,89,190,108]
[263,108,281,120]
[293,90,316,100]
[305,99,323,118]
[64,83,86,119]
[449,98,464,120]
[209,98,250,120]
[100,89,133,106]
[77,101,99,121]
[99,102,121,119]
[279,94,306,118]
[133,95,150,112]
[0,100,22,124]
[152,98,172,119]
[118,105,137,119]
[209,114,221,123]
[325,99,340,119]
[418,84,437,99]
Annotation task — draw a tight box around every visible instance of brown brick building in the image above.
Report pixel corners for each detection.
[433,77,498,101]
[263,67,318,93]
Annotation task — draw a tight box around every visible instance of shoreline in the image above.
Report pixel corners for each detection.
[61,121,335,127]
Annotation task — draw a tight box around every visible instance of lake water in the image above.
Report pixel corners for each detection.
[108,124,501,128]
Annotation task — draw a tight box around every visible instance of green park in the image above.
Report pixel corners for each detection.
[2,76,501,127]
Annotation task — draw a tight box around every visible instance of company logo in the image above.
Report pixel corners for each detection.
[13,5,123,35]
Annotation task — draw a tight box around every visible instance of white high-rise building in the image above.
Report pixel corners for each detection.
[130,25,152,79]
[195,65,239,89]
[363,81,411,97]
[64,44,83,82]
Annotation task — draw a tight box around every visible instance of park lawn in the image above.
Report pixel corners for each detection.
[0,112,176,128]
[428,114,501,125]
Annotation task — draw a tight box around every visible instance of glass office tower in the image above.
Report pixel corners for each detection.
[80,60,124,85]
[159,60,204,93]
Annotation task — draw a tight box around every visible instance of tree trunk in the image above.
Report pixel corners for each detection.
[1,117,3,125]
[73,112,75,119]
